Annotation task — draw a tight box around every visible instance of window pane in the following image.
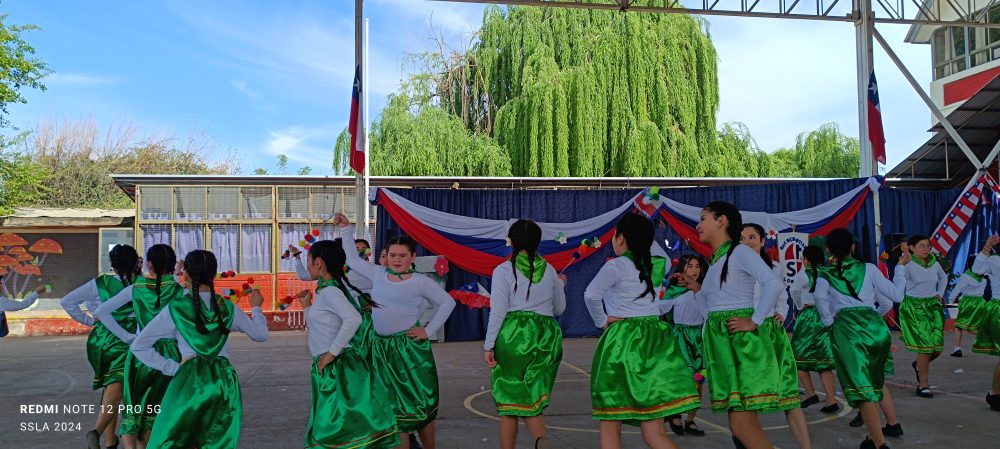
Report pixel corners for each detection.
[991,6,1000,43]
[241,225,272,272]
[174,225,205,260]
[141,224,172,256]
[278,224,309,272]
[954,27,966,56]
[208,187,239,220]
[241,187,272,219]
[139,187,171,220]
[211,224,240,272]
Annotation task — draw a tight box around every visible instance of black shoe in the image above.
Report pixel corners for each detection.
[732,435,748,449]
[951,349,963,357]
[86,430,100,449]
[987,392,1000,411]
[911,361,919,383]
[882,423,903,438]
[849,412,864,427]
[820,403,841,414]
[684,421,705,437]
[860,437,890,449]
[534,436,550,449]
[409,434,423,449]
[666,415,684,435]
[801,395,820,408]
[916,387,934,398]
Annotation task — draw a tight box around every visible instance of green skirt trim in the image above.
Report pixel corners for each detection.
[146,356,242,449]
[955,295,987,332]
[703,308,799,413]
[492,311,563,417]
[372,330,439,433]
[973,301,1000,356]
[672,324,705,373]
[120,339,179,436]
[591,316,700,424]
[86,320,135,390]
[791,307,835,372]
[306,350,400,449]
[899,295,944,354]
[831,307,890,407]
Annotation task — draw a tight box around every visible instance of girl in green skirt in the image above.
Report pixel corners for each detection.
[95,244,185,449]
[950,254,989,357]
[60,244,141,449]
[789,246,840,414]
[584,213,699,449]
[662,255,708,437]
[671,202,788,449]
[741,223,811,449]
[131,250,269,449]
[484,219,566,449]
[900,235,947,398]
[970,235,1000,411]
[814,228,909,449]
[298,240,400,448]
[335,213,455,449]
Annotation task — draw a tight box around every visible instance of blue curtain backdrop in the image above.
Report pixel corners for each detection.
[375,178,900,341]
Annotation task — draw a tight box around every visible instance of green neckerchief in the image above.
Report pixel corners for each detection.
[711,241,733,265]
[663,284,689,300]
[514,253,547,284]
[913,253,938,269]
[621,251,667,286]
[132,275,185,328]
[819,257,867,298]
[168,293,235,358]
[965,269,984,283]
[96,274,133,325]
[386,267,415,280]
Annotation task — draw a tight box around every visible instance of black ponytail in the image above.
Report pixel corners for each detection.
[310,239,379,309]
[507,219,543,301]
[109,244,140,287]
[146,244,176,309]
[803,245,826,294]
[827,228,861,300]
[183,249,228,335]
[742,223,773,268]
[616,213,657,300]
[704,201,742,286]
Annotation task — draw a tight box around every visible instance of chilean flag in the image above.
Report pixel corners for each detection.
[867,72,886,165]
[348,65,365,174]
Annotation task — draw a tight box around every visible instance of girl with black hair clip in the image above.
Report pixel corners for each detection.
[950,254,989,357]
[60,244,142,449]
[584,213,699,449]
[789,246,839,414]
[131,250,268,449]
[661,254,709,437]
[297,239,399,449]
[333,213,455,449]
[670,202,787,449]
[95,244,185,449]
[740,223,810,449]
[484,219,567,449]
[899,234,947,398]
[813,228,909,449]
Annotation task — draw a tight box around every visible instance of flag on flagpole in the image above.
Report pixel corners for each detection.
[930,175,986,256]
[348,65,365,174]
[867,72,886,165]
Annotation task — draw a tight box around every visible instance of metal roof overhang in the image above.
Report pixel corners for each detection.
[887,75,1000,188]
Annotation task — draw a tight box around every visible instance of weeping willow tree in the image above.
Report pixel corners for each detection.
[437,4,720,177]
[769,123,861,177]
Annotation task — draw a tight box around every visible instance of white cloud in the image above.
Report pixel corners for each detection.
[230,79,258,99]
[46,72,115,86]
[262,125,344,172]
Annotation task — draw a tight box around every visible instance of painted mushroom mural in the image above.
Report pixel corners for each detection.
[0,233,62,299]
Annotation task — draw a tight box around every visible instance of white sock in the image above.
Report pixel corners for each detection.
[954,346,962,351]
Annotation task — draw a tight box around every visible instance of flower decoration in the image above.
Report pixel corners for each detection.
[504,237,512,247]
[553,232,568,245]
[434,256,449,277]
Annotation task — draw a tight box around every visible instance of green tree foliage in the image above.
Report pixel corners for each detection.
[0,14,50,129]
[0,134,47,215]
[769,123,860,177]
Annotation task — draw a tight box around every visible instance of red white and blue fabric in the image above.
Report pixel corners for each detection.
[372,188,641,276]
[348,65,365,174]
[930,174,993,256]
[649,177,881,257]
[868,72,887,165]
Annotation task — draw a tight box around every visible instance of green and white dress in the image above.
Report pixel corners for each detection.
[789,270,836,372]
[970,254,1000,356]
[661,286,707,375]
[61,275,136,389]
[899,256,947,354]
[950,270,989,333]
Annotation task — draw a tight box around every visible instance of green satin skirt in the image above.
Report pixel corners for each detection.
[492,311,563,417]
[885,351,895,376]
[791,307,835,372]
[899,295,944,354]
[145,356,241,449]
[703,308,799,413]
[973,300,1000,356]
[372,331,439,433]
[831,307,890,407]
[955,295,987,332]
[87,319,135,390]
[591,316,700,424]
[120,338,180,436]
[306,351,400,449]
[672,324,705,372]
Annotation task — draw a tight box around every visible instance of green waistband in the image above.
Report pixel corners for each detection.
[904,295,938,301]
[707,307,753,320]
[378,323,421,339]
[506,310,543,318]
[674,323,703,330]
[619,315,661,322]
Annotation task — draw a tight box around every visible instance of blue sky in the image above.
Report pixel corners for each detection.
[5,0,932,176]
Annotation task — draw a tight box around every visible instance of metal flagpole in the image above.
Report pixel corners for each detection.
[353,0,367,239]
[362,17,371,240]
[855,0,874,178]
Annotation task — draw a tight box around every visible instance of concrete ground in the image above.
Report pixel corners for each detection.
[1,331,996,449]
